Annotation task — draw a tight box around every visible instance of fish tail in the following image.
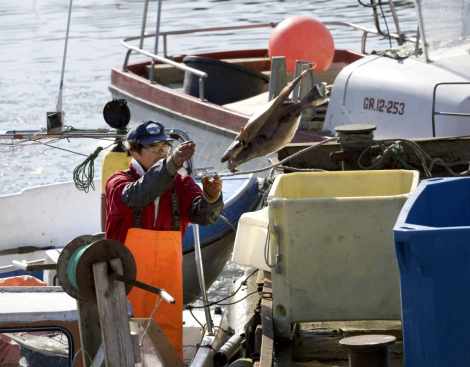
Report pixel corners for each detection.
[300,82,329,108]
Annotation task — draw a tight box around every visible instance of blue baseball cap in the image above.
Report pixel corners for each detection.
[126,121,174,145]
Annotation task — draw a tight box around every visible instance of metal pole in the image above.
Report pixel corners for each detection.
[56,0,73,113]
[139,0,151,49]
[163,34,168,57]
[192,224,214,335]
[415,0,430,62]
[154,0,163,55]
[198,77,205,101]
[388,0,403,44]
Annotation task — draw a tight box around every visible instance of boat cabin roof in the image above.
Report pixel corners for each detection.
[0,287,77,323]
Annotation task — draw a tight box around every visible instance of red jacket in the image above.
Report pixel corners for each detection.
[105,164,208,244]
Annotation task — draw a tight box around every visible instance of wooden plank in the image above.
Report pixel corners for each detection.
[93,259,135,367]
[222,56,271,73]
[259,272,274,367]
[293,320,402,364]
[273,320,403,367]
[77,299,102,367]
[268,57,287,101]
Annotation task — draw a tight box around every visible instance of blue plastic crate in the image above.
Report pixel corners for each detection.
[394,177,470,366]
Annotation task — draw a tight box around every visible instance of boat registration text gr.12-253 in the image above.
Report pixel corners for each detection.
[363,97,405,115]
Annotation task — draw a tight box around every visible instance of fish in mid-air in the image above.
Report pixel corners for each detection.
[221,68,328,171]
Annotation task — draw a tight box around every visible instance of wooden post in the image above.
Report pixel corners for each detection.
[76,300,102,367]
[93,258,135,367]
[293,60,322,131]
[268,56,287,101]
[293,60,309,100]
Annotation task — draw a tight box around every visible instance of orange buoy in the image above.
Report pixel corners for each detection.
[268,16,335,73]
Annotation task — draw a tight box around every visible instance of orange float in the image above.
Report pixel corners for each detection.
[268,16,335,73]
[0,275,46,286]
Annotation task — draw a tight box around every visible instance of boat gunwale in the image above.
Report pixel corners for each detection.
[111,48,358,143]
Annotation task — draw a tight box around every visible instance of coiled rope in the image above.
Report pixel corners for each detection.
[358,139,470,177]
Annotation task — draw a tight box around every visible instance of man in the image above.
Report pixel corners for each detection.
[105,120,223,243]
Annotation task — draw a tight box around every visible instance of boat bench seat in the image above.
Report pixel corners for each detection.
[220,56,271,73]
[181,55,269,104]
[146,64,186,85]
[146,56,271,89]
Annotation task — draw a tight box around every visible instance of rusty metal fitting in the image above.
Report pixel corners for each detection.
[332,124,377,170]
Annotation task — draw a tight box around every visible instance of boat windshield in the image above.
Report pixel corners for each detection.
[417,0,470,58]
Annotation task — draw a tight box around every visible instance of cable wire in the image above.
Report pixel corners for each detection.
[186,269,258,309]
[357,138,470,177]
[188,306,205,330]
[31,139,88,157]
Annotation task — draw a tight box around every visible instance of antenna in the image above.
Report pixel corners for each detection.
[48,0,74,132]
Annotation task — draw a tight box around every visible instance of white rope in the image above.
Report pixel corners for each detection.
[139,296,162,347]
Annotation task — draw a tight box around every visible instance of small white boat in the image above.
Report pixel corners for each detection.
[0,173,262,304]
[0,270,256,366]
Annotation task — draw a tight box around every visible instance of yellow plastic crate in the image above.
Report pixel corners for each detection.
[267,170,419,337]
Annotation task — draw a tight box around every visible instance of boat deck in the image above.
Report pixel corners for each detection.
[254,274,403,367]
[283,321,403,367]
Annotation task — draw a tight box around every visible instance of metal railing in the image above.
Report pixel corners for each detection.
[122,43,208,100]
[121,23,278,101]
[120,21,416,101]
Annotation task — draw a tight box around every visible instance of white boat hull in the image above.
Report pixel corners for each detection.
[325,52,470,139]
[0,176,260,304]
